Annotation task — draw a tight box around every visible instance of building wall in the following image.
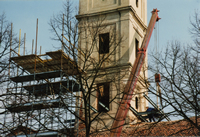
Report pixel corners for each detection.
[79,0,147,25]
[77,0,148,125]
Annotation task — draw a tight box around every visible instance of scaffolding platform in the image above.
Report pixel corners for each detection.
[8,132,60,137]
[45,50,83,75]
[6,99,64,112]
[22,80,80,96]
[10,54,46,73]
[10,50,84,75]
[4,49,80,136]
[10,70,62,82]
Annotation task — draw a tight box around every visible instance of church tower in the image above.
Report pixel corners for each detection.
[77,0,148,127]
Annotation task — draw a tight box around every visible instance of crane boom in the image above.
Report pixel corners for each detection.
[110,9,160,137]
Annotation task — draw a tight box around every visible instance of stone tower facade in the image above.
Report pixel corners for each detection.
[77,0,148,127]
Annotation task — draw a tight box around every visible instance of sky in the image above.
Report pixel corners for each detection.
[0,0,199,54]
[0,0,200,120]
[0,0,71,54]
[148,0,200,53]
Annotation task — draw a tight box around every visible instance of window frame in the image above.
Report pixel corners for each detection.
[135,38,139,58]
[136,0,139,7]
[99,33,109,54]
[135,97,139,109]
[97,82,110,112]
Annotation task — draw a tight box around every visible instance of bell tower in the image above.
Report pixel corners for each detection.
[77,0,148,127]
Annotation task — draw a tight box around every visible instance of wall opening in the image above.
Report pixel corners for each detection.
[135,38,139,58]
[135,97,138,109]
[136,0,139,7]
[97,82,110,112]
[99,33,109,54]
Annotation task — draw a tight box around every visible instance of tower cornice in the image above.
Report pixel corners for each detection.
[76,6,147,31]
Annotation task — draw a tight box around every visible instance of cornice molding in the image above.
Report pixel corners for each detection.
[76,6,147,30]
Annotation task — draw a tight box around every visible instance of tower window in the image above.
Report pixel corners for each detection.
[99,33,109,54]
[97,82,110,112]
[136,0,138,7]
[135,97,138,109]
[135,38,139,58]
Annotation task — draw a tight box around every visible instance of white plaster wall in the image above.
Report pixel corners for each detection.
[79,0,147,25]
[78,0,148,124]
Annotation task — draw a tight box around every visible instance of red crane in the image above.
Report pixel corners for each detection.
[110,9,160,137]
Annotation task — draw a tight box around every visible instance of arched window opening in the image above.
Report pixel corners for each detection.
[135,97,138,109]
[135,38,139,58]
[136,0,139,7]
[97,82,110,112]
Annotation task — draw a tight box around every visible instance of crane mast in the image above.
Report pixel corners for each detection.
[110,9,160,137]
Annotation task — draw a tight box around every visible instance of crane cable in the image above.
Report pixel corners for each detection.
[154,22,163,110]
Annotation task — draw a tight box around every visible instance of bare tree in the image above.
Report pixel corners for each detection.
[138,11,200,135]
[0,12,20,136]
[48,1,126,136]
[1,1,153,136]
[1,1,127,136]
[0,12,18,84]
[190,10,200,54]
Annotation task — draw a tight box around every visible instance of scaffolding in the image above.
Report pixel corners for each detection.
[3,49,81,136]
[1,11,171,137]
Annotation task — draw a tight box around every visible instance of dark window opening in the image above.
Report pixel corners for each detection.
[135,97,138,109]
[136,0,139,7]
[135,38,139,58]
[99,33,109,54]
[97,83,110,112]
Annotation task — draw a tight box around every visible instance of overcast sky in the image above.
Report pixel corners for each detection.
[0,0,199,54]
